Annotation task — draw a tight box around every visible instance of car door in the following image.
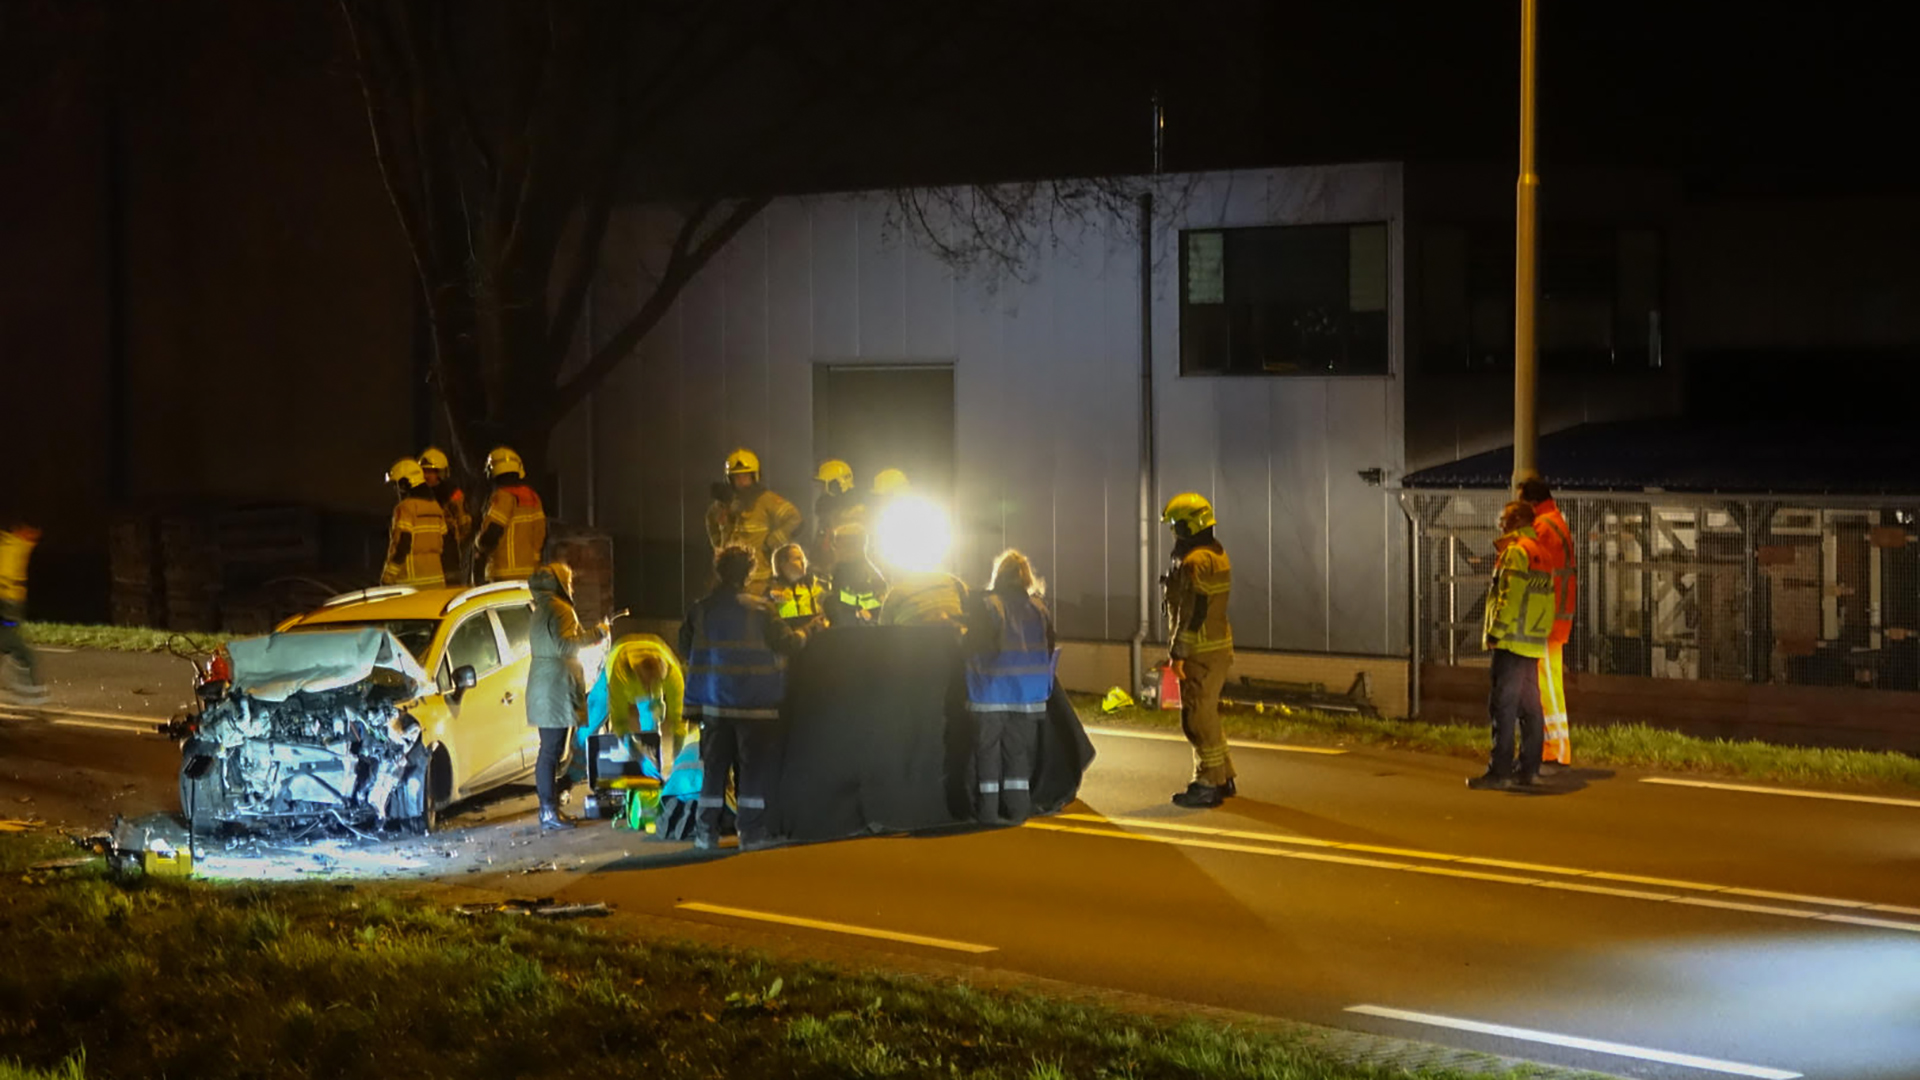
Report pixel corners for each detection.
[489,601,545,770]
[435,609,519,795]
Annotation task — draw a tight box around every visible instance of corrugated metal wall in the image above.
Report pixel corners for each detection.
[556,164,1407,656]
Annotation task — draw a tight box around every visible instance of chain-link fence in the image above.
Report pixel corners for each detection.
[1410,492,1920,692]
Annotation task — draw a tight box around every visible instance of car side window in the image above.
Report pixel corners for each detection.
[495,603,533,660]
[442,613,503,684]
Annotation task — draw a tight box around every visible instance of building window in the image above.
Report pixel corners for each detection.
[1179,222,1390,376]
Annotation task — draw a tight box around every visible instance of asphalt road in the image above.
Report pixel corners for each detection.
[10,648,1920,1079]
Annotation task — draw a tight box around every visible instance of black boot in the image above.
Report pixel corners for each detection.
[1171,782,1226,809]
[1466,771,1514,791]
[539,805,575,831]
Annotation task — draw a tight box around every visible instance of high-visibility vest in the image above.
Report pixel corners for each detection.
[683,593,787,719]
[1483,528,1554,659]
[965,593,1057,712]
[606,635,684,737]
[770,575,825,624]
[0,529,35,608]
[1531,500,1578,645]
[484,484,546,582]
[882,571,965,627]
[1165,543,1233,656]
[382,496,447,587]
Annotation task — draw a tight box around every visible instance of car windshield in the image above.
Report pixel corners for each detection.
[285,619,440,664]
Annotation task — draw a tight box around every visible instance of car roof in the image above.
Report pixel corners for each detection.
[291,582,533,625]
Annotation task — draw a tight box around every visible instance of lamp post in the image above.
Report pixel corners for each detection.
[1513,0,1540,488]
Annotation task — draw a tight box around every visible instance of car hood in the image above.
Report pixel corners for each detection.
[227,627,433,703]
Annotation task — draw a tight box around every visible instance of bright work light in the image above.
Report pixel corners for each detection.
[875,496,952,572]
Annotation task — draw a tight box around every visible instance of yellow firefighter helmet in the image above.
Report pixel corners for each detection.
[386,457,426,489]
[418,446,451,473]
[1161,492,1217,534]
[485,446,525,478]
[815,458,855,494]
[725,448,761,477]
[872,468,910,496]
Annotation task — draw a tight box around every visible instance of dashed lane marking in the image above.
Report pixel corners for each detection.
[1345,1005,1802,1079]
[1641,775,1920,810]
[1028,815,1920,933]
[675,902,998,954]
[1084,726,1347,755]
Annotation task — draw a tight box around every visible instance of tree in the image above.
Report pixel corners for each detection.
[337,0,1200,478]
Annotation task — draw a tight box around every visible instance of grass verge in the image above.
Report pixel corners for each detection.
[0,832,1544,1080]
[1075,695,1920,794]
[21,622,229,654]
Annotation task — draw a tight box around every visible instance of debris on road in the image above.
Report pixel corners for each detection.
[454,898,610,920]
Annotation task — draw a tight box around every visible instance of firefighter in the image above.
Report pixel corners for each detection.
[811,459,865,560]
[527,562,611,830]
[767,543,827,629]
[823,526,886,626]
[869,467,910,522]
[704,448,802,595]
[881,564,967,629]
[0,523,47,702]
[680,544,815,850]
[380,459,449,588]
[418,446,471,580]
[1162,492,1235,808]
[1520,477,1576,770]
[1470,501,1555,791]
[963,550,1056,825]
[474,446,546,583]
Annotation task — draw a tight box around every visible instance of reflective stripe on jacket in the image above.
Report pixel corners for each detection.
[484,485,546,581]
[0,529,35,607]
[382,495,447,587]
[679,591,798,719]
[1165,543,1232,658]
[1483,528,1554,659]
[965,592,1057,712]
[1531,500,1577,645]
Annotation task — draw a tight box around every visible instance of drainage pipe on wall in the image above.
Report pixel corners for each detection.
[1397,491,1421,717]
[1131,192,1156,698]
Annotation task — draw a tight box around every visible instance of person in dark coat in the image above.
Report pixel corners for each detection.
[527,562,609,830]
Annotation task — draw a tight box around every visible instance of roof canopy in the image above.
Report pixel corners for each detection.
[1402,420,1920,497]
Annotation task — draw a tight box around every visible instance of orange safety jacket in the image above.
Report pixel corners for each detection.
[1530,499,1577,646]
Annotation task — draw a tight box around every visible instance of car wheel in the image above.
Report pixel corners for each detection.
[178,743,226,837]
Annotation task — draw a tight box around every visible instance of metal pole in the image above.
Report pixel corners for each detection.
[1512,0,1540,488]
[1132,191,1156,698]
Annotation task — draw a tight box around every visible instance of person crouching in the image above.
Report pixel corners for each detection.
[963,550,1057,825]
[680,544,816,850]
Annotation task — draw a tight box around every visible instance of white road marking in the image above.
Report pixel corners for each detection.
[35,647,75,654]
[1344,1005,1802,1079]
[22,706,171,724]
[50,718,152,735]
[1641,776,1920,810]
[1084,726,1346,755]
[675,901,998,954]
[1030,816,1920,933]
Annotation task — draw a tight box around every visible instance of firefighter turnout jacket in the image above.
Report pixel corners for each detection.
[1530,498,1577,645]
[481,484,546,582]
[882,570,968,628]
[964,591,1057,712]
[705,486,802,592]
[1164,538,1233,659]
[0,527,36,614]
[1483,527,1554,658]
[381,495,448,587]
[678,590,808,720]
